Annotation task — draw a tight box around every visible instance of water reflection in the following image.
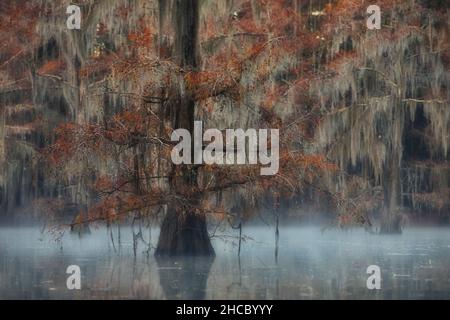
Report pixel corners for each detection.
[0,226,450,299]
[156,257,214,299]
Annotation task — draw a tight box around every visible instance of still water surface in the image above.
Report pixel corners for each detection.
[0,226,449,299]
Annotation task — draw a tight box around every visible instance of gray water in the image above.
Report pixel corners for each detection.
[0,226,450,299]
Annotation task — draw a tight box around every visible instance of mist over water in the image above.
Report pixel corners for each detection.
[1,226,449,299]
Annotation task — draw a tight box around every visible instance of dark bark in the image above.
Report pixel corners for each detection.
[155,207,214,256]
[155,0,215,256]
[380,140,403,234]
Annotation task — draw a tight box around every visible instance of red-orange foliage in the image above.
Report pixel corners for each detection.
[128,26,154,49]
[37,59,66,75]
[45,0,350,228]
[0,1,42,86]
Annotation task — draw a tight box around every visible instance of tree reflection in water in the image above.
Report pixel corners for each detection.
[156,256,215,299]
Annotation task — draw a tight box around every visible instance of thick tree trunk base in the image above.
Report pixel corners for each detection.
[155,209,215,256]
[379,211,403,234]
[70,223,91,237]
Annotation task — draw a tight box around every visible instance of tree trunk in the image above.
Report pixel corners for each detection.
[156,206,215,256]
[380,149,403,234]
[155,0,215,256]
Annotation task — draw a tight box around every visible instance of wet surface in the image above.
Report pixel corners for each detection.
[0,226,449,299]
